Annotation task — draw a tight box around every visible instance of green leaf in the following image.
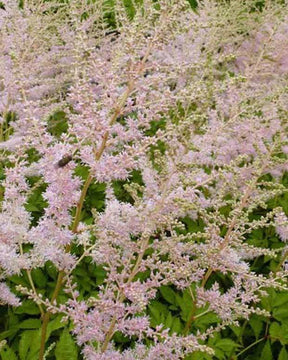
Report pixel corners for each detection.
[46,315,66,337]
[73,267,88,277]
[19,331,34,360]
[182,288,193,307]
[270,323,288,345]
[0,345,17,360]
[176,293,193,321]
[18,319,41,329]
[229,324,242,337]
[278,347,288,360]
[159,286,176,305]
[25,329,41,359]
[15,300,40,315]
[78,278,92,291]
[175,294,185,311]
[187,0,198,10]
[45,262,58,280]
[31,268,47,288]
[9,274,29,287]
[193,311,219,330]
[47,111,68,138]
[25,203,40,212]
[165,312,173,329]
[170,317,182,334]
[55,329,78,360]
[273,307,288,322]
[0,328,18,341]
[113,331,130,344]
[215,338,238,352]
[23,316,66,360]
[148,301,169,327]
[273,292,288,308]
[270,322,282,340]
[249,316,264,339]
[213,347,225,360]
[261,341,273,360]
[186,352,212,360]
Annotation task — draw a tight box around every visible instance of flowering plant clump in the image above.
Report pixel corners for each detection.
[0,0,288,359]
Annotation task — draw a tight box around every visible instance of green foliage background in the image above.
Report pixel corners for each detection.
[0,0,288,359]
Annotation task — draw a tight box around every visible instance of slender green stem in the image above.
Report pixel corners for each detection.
[39,271,65,360]
[274,249,288,273]
[100,236,150,352]
[200,174,262,289]
[201,268,213,288]
[26,270,44,317]
[71,174,93,233]
[39,174,92,360]
[183,299,197,335]
[237,320,248,345]
[235,337,265,358]
[100,177,174,351]
[19,245,44,316]
[39,313,49,360]
[101,317,118,353]
[194,309,210,319]
[38,61,134,358]
[40,34,155,359]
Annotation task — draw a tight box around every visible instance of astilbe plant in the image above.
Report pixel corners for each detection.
[0,0,288,359]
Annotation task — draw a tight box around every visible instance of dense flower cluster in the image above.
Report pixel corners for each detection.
[0,0,288,359]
